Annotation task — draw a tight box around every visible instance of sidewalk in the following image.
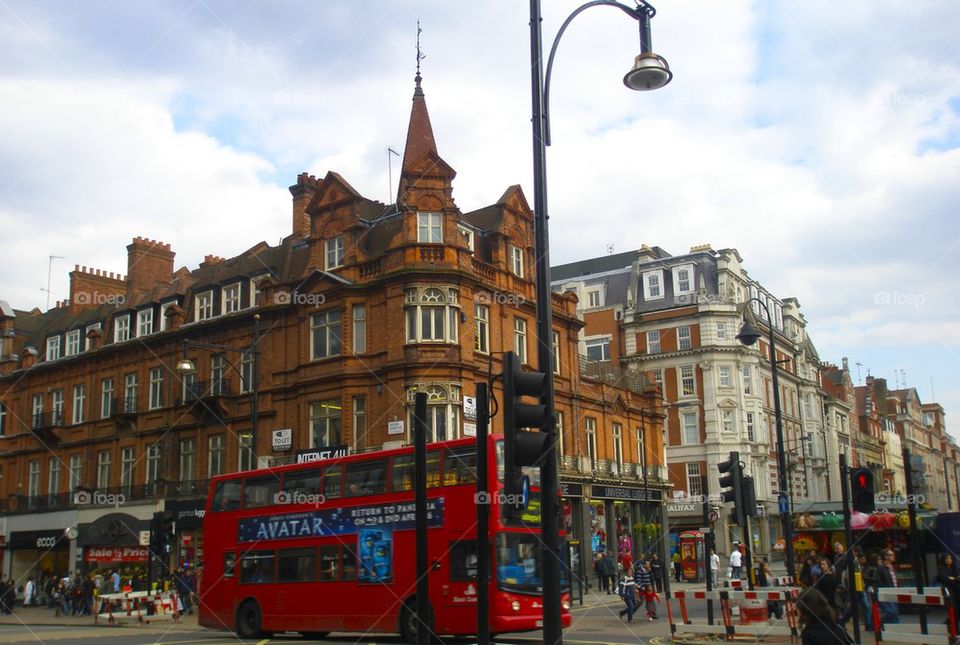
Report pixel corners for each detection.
[0,605,200,629]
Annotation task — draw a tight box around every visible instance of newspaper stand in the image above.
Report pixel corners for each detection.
[869,586,957,645]
[95,590,182,626]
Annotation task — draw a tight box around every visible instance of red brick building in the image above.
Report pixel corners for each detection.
[0,73,665,583]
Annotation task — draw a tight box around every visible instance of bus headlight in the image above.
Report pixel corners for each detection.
[562,599,571,611]
[511,600,521,612]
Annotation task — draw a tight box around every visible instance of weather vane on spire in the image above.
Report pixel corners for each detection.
[415,20,426,86]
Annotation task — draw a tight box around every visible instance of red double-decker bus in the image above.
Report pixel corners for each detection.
[198,435,571,641]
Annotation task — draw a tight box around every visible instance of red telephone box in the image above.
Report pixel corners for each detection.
[679,530,705,582]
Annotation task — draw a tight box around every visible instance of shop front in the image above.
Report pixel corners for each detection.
[589,485,664,562]
[166,499,205,570]
[7,529,72,582]
[559,482,586,584]
[77,512,150,587]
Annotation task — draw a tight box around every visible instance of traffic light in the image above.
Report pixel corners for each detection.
[850,468,875,513]
[159,510,176,554]
[742,476,757,517]
[718,451,744,526]
[149,512,163,559]
[502,351,550,517]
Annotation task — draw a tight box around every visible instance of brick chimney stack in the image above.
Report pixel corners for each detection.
[290,172,322,239]
[127,237,175,295]
[69,265,126,314]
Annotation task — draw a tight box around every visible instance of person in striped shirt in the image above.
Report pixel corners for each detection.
[618,565,637,622]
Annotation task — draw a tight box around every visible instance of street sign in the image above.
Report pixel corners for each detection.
[778,494,789,514]
[139,530,150,546]
[708,509,719,523]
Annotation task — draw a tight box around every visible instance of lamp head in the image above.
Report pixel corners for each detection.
[736,319,762,347]
[175,358,197,374]
[623,52,672,91]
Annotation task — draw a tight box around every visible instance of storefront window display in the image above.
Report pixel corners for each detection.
[614,501,633,557]
[588,500,606,555]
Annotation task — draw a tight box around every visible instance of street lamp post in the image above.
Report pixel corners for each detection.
[735,301,796,581]
[176,314,261,467]
[528,2,671,642]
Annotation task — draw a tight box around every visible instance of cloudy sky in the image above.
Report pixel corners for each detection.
[1,1,959,431]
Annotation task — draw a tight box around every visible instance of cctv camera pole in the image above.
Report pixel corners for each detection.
[903,448,928,635]
[476,384,490,645]
[414,392,430,645]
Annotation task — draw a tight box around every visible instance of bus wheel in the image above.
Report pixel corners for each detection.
[236,600,264,638]
[400,601,434,644]
[300,632,329,640]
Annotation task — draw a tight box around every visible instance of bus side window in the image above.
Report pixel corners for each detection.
[426,450,441,488]
[319,546,339,581]
[277,548,317,582]
[449,541,478,581]
[323,465,342,499]
[283,468,321,496]
[444,448,477,486]
[211,479,242,512]
[342,546,357,581]
[391,455,413,492]
[345,459,387,496]
[244,475,280,508]
[239,551,275,584]
[224,552,236,578]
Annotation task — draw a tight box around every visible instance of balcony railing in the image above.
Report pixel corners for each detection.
[110,397,138,416]
[578,356,652,394]
[183,378,232,402]
[0,479,211,514]
[31,411,64,429]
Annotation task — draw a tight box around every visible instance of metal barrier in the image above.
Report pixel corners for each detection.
[869,586,956,645]
[668,587,800,641]
[95,591,182,626]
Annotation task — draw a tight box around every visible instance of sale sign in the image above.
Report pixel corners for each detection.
[84,546,149,563]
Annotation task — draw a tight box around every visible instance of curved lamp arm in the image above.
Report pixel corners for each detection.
[544,0,662,146]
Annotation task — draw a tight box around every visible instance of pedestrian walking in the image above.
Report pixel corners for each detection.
[797,587,853,644]
[23,577,35,607]
[601,551,617,595]
[729,547,743,580]
[710,549,720,587]
[594,553,606,593]
[642,584,660,620]
[672,550,682,582]
[649,554,664,592]
[876,549,899,625]
[617,565,637,622]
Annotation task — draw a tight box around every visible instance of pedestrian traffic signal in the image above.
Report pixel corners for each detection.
[850,468,875,513]
[502,351,550,517]
[718,451,744,526]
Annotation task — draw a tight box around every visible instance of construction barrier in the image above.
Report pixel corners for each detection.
[668,587,800,641]
[95,591,182,626]
[869,586,956,645]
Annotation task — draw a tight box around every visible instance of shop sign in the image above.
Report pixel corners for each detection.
[667,503,698,514]
[165,500,207,530]
[296,445,349,464]
[9,529,68,550]
[272,428,293,451]
[559,482,583,497]
[592,485,661,502]
[84,546,148,563]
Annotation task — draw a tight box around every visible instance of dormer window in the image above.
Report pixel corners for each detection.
[223,283,242,314]
[159,302,175,332]
[325,236,345,270]
[643,270,663,300]
[509,245,524,278]
[114,315,130,343]
[85,323,101,350]
[65,330,81,356]
[45,336,61,361]
[587,289,602,308]
[418,212,443,243]
[457,225,474,252]
[195,291,214,322]
[673,264,694,294]
[137,308,154,336]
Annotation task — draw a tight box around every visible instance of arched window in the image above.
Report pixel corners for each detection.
[405,286,460,344]
[406,384,462,443]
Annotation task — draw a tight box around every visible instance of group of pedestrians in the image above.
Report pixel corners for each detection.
[616,559,662,623]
